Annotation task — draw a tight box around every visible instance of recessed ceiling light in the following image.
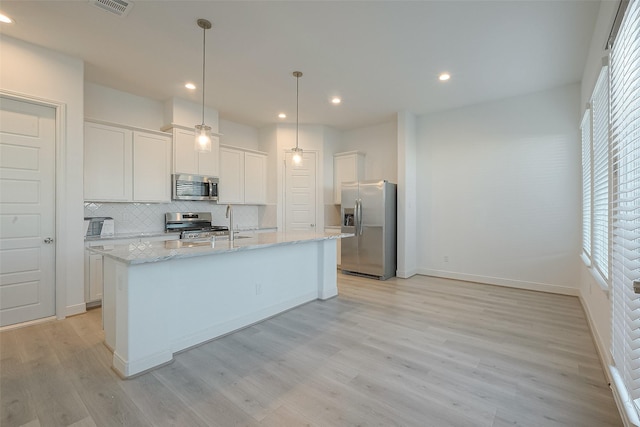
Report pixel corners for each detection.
[331,97,342,105]
[278,113,286,119]
[439,73,451,82]
[185,83,196,90]
[0,13,13,24]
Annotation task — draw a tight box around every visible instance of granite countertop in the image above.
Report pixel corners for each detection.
[85,231,178,242]
[88,231,353,265]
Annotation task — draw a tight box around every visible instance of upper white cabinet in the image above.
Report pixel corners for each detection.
[132,131,171,202]
[334,151,365,205]
[218,145,267,205]
[168,125,220,177]
[84,121,171,203]
[84,122,132,201]
[219,146,245,204]
[244,151,267,205]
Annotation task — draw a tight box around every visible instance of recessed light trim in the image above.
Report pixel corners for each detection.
[439,72,451,81]
[0,13,13,24]
[278,113,287,119]
[331,97,342,105]
[185,83,196,90]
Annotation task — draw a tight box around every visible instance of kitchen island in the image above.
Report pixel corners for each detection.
[89,231,351,378]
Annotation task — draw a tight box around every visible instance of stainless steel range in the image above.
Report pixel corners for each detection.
[165,212,228,240]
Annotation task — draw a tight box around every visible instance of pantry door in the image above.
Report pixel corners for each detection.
[285,151,317,232]
[0,96,56,327]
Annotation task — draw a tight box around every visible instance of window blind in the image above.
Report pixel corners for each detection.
[592,66,610,283]
[610,0,640,413]
[581,109,592,258]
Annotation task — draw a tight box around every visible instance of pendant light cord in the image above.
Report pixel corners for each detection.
[296,74,299,150]
[201,24,206,126]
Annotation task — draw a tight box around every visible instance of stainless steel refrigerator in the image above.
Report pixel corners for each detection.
[341,180,397,280]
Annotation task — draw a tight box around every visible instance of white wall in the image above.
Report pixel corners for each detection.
[85,82,165,130]
[219,119,259,151]
[340,121,398,183]
[0,36,85,317]
[397,112,417,278]
[416,84,581,295]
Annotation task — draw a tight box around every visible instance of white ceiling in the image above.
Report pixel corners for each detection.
[0,1,600,130]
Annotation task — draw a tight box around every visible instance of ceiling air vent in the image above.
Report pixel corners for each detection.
[90,0,134,17]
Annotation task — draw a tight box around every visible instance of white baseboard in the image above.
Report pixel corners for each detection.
[579,294,636,426]
[65,302,87,317]
[417,268,579,296]
[112,349,173,379]
[608,366,640,427]
[397,268,417,279]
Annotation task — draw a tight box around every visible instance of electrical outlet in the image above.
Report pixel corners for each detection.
[444,256,449,263]
[255,283,262,295]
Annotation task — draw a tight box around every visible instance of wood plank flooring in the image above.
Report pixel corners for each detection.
[1,274,623,426]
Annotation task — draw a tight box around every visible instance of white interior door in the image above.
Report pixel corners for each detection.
[285,151,316,231]
[0,96,56,327]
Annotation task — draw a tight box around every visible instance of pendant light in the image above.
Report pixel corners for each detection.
[195,18,212,152]
[291,71,303,165]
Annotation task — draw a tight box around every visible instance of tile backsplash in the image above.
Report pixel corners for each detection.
[84,201,274,234]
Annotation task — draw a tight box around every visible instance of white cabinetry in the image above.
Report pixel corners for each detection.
[86,253,104,304]
[244,152,267,204]
[84,121,171,203]
[133,131,171,202]
[166,125,220,177]
[218,145,267,205]
[334,151,365,205]
[84,122,132,201]
[84,234,179,305]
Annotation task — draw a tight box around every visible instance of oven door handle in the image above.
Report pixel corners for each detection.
[208,181,214,198]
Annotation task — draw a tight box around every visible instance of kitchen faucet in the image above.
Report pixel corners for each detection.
[225,205,234,242]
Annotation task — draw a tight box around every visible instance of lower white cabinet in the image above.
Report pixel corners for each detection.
[84,234,179,305]
[84,120,171,203]
[86,253,104,304]
[218,145,267,205]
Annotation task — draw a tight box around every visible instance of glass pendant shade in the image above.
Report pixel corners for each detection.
[195,124,212,152]
[291,146,303,165]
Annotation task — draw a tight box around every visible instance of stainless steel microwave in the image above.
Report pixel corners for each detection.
[172,174,219,201]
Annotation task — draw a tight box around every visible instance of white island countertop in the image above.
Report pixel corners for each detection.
[89,230,352,265]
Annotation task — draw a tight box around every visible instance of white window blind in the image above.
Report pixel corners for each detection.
[581,109,592,259]
[592,66,610,283]
[610,0,640,415]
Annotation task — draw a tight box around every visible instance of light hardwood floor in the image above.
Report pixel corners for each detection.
[1,274,623,426]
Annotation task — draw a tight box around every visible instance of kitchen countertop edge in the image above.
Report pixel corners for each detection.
[88,231,353,265]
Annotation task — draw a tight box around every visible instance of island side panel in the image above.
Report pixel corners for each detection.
[318,239,338,300]
[111,259,173,378]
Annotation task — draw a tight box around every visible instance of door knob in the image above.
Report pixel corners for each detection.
[44,237,54,244]
[310,224,315,227]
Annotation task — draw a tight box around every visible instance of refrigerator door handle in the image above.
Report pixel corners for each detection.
[356,198,364,236]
